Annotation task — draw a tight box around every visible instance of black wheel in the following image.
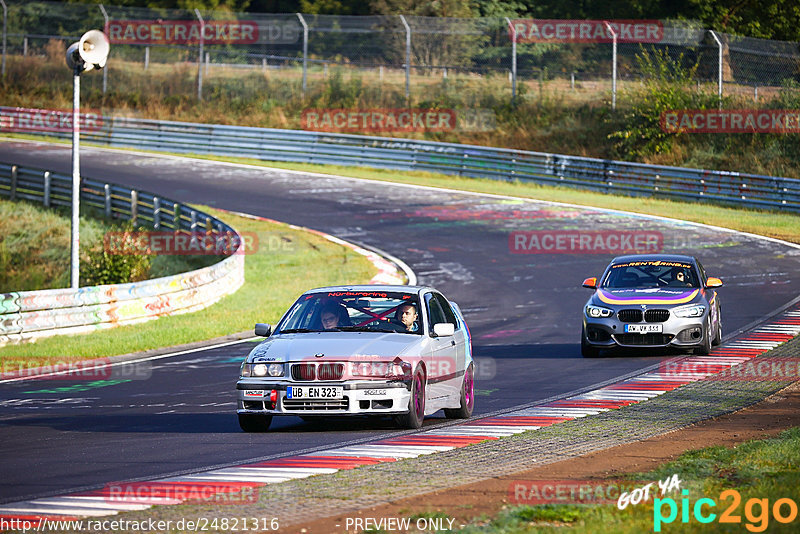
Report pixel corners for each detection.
[395,366,426,429]
[695,321,712,355]
[238,413,272,432]
[445,364,474,419]
[712,308,722,346]
[581,334,600,358]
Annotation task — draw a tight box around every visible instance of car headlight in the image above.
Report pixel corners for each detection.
[674,305,706,318]
[240,363,284,378]
[586,305,614,318]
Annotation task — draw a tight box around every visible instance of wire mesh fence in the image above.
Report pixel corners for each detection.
[1,1,800,106]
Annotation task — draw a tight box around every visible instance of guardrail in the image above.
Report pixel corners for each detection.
[0,161,245,345]
[4,108,798,213]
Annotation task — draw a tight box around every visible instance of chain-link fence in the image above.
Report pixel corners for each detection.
[1,1,799,107]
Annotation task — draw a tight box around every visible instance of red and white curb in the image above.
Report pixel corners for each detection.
[2,306,798,525]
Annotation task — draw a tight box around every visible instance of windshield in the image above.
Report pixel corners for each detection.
[601,260,699,289]
[277,290,423,335]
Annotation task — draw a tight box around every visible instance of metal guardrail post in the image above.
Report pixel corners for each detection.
[130,190,138,226]
[153,196,161,229]
[99,4,109,94]
[43,171,51,207]
[190,210,198,232]
[104,183,111,217]
[296,13,308,98]
[399,15,411,101]
[194,9,204,101]
[1,0,7,78]
[9,164,16,200]
[173,202,180,230]
[709,30,723,107]
[603,21,617,111]
[505,17,516,102]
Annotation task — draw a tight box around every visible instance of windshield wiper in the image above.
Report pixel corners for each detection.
[279,328,315,333]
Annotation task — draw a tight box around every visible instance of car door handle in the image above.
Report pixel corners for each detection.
[451,340,456,346]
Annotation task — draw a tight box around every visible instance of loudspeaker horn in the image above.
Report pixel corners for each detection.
[78,30,110,71]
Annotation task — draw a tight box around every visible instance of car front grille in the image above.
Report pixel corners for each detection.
[617,309,643,322]
[291,362,345,381]
[614,333,674,346]
[283,397,349,411]
[318,363,344,381]
[292,363,316,381]
[645,309,670,322]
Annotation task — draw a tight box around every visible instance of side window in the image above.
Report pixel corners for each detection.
[433,293,457,325]
[696,261,707,284]
[425,293,446,329]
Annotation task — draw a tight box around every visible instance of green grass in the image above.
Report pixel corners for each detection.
[0,206,376,367]
[458,427,800,533]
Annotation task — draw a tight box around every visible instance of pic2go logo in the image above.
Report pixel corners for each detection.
[654,489,798,532]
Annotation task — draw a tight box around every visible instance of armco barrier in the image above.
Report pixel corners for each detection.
[0,162,245,345]
[3,108,800,212]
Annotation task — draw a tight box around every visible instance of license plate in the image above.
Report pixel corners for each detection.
[625,324,663,333]
[287,386,343,399]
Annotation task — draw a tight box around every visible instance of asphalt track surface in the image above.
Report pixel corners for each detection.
[2,141,800,504]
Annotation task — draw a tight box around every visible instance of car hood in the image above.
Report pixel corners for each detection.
[593,287,701,307]
[247,331,420,363]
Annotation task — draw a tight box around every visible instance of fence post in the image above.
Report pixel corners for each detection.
[43,171,51,207]
[709,30,723,107]
[153,196,161,229]
[130,190,138,226]
[603,21,617,110]
[173,202,180,230]
[296,13,308,98]
[399,15,411,101]
[23,37,28,56]
[99,4,109,94]
[9,164,16,200]
[194,8,204,101]
[104,183,111,217]
[0,0,6,79]
[144,46,149,70]
[505,17,517,102]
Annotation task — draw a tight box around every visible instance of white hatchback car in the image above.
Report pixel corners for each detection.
[236,285,474,431]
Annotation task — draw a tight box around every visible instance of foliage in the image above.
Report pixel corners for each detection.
[80,223,153,286]
[608,47,721,160]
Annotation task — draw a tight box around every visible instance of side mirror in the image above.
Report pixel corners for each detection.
[582,277,597,289]
[254,323,272,337]
[705,277,723,288]
[433,323,455,337]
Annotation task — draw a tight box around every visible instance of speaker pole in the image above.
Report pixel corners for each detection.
[71,62,81,289]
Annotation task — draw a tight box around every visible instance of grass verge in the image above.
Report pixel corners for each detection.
[463,427,800,533]
[0,206,375,367]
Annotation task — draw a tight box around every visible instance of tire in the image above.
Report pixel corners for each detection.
[695,320,712,355]
[238,413,272,432]
[712,308,722,346]
[395,366,426,429]
[444,364,474,419]
[581,334,600,358]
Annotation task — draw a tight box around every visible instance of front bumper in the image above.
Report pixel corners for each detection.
[583,314,708,349]
[236,379,411,416]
